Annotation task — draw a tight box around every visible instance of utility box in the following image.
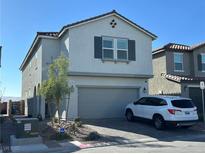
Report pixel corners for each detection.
[13,117,39,138]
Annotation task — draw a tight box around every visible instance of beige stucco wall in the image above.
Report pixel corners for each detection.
[149,51,181,95]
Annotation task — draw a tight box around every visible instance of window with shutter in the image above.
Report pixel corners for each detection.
[174,53,183,72]
[94,36,136,62]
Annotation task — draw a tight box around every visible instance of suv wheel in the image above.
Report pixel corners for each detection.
[126,110,134,122]
[153,115,165,130]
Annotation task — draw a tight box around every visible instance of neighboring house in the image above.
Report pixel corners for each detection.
[149,42,205,119]
[0,97,23,116]
[20,10,157,120]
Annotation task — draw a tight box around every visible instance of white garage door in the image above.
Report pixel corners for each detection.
[78,87,139,119]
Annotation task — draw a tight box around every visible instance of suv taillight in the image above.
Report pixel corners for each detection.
[168,109,182,115]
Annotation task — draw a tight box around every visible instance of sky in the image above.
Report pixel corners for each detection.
[0,0,205,97]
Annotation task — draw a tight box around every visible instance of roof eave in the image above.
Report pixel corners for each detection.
[19,35,58,71]
[58,11,157,40]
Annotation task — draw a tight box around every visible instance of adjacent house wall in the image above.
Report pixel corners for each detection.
[166,50,191,76]
[149,51,181,95]
[193,45,205,77]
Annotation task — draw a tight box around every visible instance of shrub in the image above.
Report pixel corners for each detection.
[74,117,82,127]
[85,131,101,141]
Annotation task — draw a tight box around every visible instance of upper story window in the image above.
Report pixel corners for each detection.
[201,54,205,71]
[94,36,136,61]
[102,37,114,59]
[198,53,205,72]
[102,37,128,60]
[174,53,183,72]
[117,39,128,60]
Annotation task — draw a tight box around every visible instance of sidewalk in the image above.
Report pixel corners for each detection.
[10,140,91,153]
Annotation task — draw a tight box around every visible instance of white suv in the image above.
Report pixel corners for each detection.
[125,96,199,130]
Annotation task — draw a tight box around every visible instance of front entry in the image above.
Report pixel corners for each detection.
[189,87,204,120]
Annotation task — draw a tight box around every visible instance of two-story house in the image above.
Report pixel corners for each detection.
[20,10,157,120]
[149,42,205,119]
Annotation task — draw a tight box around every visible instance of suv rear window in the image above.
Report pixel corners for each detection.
[171,99,195,108]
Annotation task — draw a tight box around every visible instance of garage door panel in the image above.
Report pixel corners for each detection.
[78,87,139,119]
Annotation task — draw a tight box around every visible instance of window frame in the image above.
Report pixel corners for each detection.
[102,36,128,61]
[174,52,184,72]
[117,38,128,60]
[201,53,205,72]
[102,37,114,60]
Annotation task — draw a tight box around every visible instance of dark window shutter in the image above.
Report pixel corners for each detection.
[198,54,202,71]
[94,36,102,59]
[128,40,136,61]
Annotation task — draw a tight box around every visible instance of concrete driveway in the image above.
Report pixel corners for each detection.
[83,118,204,143]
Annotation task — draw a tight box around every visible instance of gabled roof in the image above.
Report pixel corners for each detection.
[20,10,157,70]
[58,10,157,39]
[191,41,205,50]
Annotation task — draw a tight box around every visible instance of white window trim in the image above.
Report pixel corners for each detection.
[174,52,184,72]
[117,39,128,61]
[102,36,128,61]
[102,37,114,60]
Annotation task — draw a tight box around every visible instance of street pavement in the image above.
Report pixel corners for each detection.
[76,133,205,153]
[1,118,205,153]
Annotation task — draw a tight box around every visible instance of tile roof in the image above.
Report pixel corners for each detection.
[153,43,191,55]
[153,41,205,55]
[165,43,190,50]
[161,73,205,83]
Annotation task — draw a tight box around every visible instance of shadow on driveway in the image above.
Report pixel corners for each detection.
[83,118,205,144]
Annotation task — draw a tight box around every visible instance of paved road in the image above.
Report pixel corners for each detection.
[77,134,205,153]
